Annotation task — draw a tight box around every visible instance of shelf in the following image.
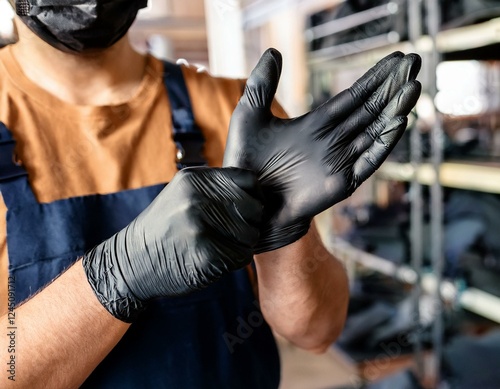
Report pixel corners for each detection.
[433,16,500,54]
[332,239,417,284]
[307,16,500,69]
[242,0,344,30]
[307,33,411,70]
[306,2,401,42]
[376,161,500,194]
[421,273,500,324]
[330,239,500,324]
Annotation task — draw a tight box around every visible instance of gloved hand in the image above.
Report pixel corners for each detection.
[82,167,263,322]
[223,49,422,253]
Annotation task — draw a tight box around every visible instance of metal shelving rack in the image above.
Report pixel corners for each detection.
[331,239,500,325]
[378,161,500,194]
[306,0,500,384]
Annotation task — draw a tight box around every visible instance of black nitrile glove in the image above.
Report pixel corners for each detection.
[223,49,422,253]
[82,167,263,322]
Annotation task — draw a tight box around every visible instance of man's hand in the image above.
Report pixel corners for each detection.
[82,167,263,322]
[223,49,421,253]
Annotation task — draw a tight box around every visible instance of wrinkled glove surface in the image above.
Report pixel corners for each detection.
[82,167,263,322]
[223,49,422,253]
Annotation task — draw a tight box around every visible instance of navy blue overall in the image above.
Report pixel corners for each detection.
[0,61,280,388]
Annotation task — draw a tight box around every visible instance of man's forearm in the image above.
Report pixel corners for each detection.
[1,260,129,388]
[254,223,349,353]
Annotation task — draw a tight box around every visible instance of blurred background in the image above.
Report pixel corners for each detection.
[4,1,500,388]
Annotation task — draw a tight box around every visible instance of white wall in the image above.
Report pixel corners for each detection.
[204,0,247,78]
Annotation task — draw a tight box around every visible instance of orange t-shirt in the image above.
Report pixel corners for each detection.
[0,45,251,312]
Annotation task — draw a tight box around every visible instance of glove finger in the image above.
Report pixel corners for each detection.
[183,167,263,228]
[327,54,421,142]
[194,168,262,250]
[341,52,417,113]
[352,80,421,183]
[378,78,422,119]
[307,51,404,131]
[357,79,421,153]
[239,48,282,110]
[352,117,407,185]
[223,167,264,227]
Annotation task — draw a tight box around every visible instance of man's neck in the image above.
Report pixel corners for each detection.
[11,19,147,106]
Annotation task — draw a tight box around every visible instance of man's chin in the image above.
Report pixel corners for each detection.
[74,46,111,56]
[53,41,123,57]
[62,35,129,57]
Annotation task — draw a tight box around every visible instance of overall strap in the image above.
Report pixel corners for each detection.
[162,61,206,169]
[0,122,37,207]
[0,122,27,182]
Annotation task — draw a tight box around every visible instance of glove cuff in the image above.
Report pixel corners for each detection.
[254,220,311,254]
[82,236,146,323]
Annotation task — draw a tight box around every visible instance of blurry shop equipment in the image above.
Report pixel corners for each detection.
[304,0,500,386]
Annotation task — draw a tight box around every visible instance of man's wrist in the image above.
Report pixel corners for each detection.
[254,220,311,254]
[82,235,145,323]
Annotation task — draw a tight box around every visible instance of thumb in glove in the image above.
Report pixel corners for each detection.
[224,48,421,253]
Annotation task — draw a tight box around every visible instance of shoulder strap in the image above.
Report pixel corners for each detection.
[0,62,206,184]
[162,61,206,169]
[0,122,27,182]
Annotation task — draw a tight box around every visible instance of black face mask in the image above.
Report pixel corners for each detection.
[14,0,148,53]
